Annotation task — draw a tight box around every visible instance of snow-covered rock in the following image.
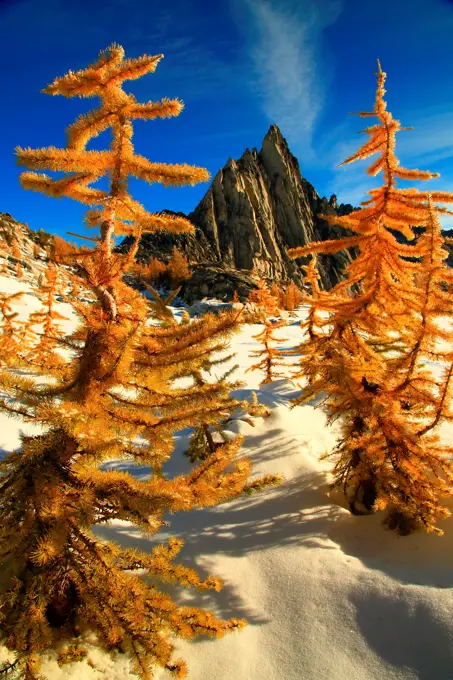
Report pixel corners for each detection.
[188,298,241,317]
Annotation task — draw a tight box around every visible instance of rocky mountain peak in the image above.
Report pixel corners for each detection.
[259,124,299,182]
[241,148,258,164]
[225,157,237,170]
[116,124,361,300]
[187,124,357,290]
[264,123,285,144]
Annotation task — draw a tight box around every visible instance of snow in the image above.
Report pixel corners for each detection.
[0,273,452,680]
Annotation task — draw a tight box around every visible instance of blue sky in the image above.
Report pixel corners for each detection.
[2,0,453,239]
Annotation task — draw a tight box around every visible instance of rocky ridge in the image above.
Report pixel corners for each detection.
[4,124,453,304]
[0,213,50,284]
[187,124,357,290]
[121,125,359,299]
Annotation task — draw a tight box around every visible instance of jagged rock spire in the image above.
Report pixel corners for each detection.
[264,124,284,142]
[188,125,356,288]
[117,124,359,291]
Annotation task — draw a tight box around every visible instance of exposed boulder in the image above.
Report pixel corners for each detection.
[180,264,261,304]
[187,300,239,317]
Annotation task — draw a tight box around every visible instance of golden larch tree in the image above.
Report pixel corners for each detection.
[247,280,279,316]
[246,319,288,385]
[167,246,190,286]
[0,44,280,680]
[185,344,243,462]
[146,255,167,283]
[269,282,285,310]
[284,280,301,311]
[284,255,325,389]
[11,241,21,260]
[288,61,453,534]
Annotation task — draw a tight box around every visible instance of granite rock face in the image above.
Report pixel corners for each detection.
[117,125,358,292]
[187,124,358,289]
[12,125,453,302]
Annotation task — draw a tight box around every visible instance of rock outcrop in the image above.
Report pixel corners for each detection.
[118,125,359,292]
[187,124,357,289]
[0,212,50,283]
[8,124,453,302]
[180,264,262,304]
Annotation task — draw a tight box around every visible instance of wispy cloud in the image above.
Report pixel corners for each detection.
[317,109,453,173]
[324,162,453,234]
[395,109,453,166]
[324,148,453,218]
[321,104,453,212]
[239,0,342,161]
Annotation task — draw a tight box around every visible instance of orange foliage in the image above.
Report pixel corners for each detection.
[284,281,302,311]
[0,43,280,680]
[129,256,167,287]
[11,241,21,259]
[147,255,167,281]
[246,319,288,384]
[247,280,301,313]
[269,283,285,308]
[51,235,91,263]
[23,265,68,370]
[248,280,279,315]
[167,246,190,284]
[288,60,453,535]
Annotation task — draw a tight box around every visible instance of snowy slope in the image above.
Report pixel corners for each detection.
[0,275,452,680]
